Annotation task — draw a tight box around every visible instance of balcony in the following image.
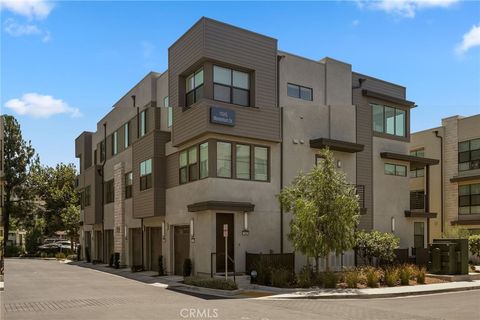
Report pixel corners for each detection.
[405,191,437,218]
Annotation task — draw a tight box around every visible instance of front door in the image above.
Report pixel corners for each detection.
[216,213,234,273]
[149,227,162,271]
[94,230,103,262]
[174,226,190,275]
[130,228,143,267]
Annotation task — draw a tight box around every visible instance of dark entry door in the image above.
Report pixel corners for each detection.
[174,226,190,275]
[84,231,91,261]
[105,230,114,262]
[149,227,162,271]
[94,231,103,262]
[130,228,142,267]
[216,213,234,273]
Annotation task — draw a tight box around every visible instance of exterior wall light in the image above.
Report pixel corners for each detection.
[190,218,195,242]
[391,217,395,233]
[242,212,249,236]
[337,160,342,168]
[292,138,299,144]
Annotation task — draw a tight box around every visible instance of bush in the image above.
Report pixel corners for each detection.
[25,227,43,254]
[40,252,48,258]
[344,269,360,289]
[66,254,78,261]
[5,245,23,257]
[183,258,192,277]
[365,267,381,288]
[321,272,337,288]
[399,265,414,285]
[469,235,480,258]
[270,267,293,288]
[55,252,66,260]
[184,276,238,290]
[355,230,400,266]
[253,260,272,286]
[384,267,399,287]
[416,267,426,284]
[296,265,315,288]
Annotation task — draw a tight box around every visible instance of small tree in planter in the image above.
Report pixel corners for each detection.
[469,235,480,260]
[279,148,360,275]
[355,230,400,266]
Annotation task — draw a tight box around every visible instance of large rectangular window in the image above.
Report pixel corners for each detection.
[213,65,250,106]
[458,138,480,171]
[140,110,147,137]
[84,186,91,207]
[217,142,232,178]
[179,151,188,184]
[199,142,208,179]
[112,131,118,155]
[414,222,425,248]
[372,104,406,137]
[459,183,480,215]
[410,149,425,178]
[254,146,268,181]
[164,96,172,128]
[287,83,313,101]
[236,144,250,180]
[140,159,152,191]
[124,122,130,148]
[188,147,198,182]
[186,68,204,107]
[125,172,132,199]
[385,163,406,176]
[105,180,114,204]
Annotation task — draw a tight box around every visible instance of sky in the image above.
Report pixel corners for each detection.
[1,0,479,168]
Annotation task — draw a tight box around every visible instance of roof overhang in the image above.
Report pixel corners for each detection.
[450,174,480,183]
[451,220,480,226]
[404,210,437,219]
[362,89,415,108]
[380,152,439,169]
[187,201,255,213]
[310,138,364,153]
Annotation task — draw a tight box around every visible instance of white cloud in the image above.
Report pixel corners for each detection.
[456,24,480,55]
[0,0,54,20]
[5,93,81,118]
[3,18,51,41]
[356,0,459,18]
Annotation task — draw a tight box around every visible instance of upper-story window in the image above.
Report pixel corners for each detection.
[199,142,208,179]
[140,159,152,191]
[125,172,132,199]
[459,138,480,171]
[112,131,118,155]
[217,141,232,178]
[372,104,406,137]
[287,83,313,101]
[105,180,114,204]
[254,146,268,181]
[236,144,250,180]
[84,186,91,207]
[410,149,425,178]
[164,96,173,128]
[459,183,480,215]
[140,109,147,137]
[385,163,406,177]
[186,68,204,107]
[124,122,130,148]
[213,66,250,107]
[179,144,205,184]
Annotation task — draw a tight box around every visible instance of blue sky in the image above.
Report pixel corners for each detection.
[1,0,479,167]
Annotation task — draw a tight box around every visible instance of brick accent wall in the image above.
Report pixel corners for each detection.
[113,162,126,265]
[442,117,459,228]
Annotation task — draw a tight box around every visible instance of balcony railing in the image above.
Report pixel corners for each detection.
[354,184,365,209]
[410,191,425,210]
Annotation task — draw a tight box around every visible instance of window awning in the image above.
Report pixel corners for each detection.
[310,138,364,153]
[362,89,416,108]
[187,201,255,212]
[380,152,439,169]
[404,210,437,219]
[450,174,480,183]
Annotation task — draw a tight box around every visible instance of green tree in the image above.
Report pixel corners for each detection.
[278,148,360,274]
[2,115,37,250]
[469,235,480,259]
[355,230,400,266]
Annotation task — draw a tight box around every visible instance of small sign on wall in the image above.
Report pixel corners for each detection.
[210,107,235,126]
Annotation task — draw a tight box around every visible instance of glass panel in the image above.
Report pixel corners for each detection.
[471,150,480,160]
[410,170,417,178]
[396,165,406,176]
[163,96,169,108]
[417,168,424,177]
[372,104,384,133]
[140,161,145,176]
[140,110,146,136]
[217,142,232,178]
[471,184,480,194]
[189,163,198,181]
[471,138,480,150]
[199,142,208,179]
[254,146,268,181]
[188,147,197,164]
[126,172,133,186]
[471,195,480,206]
[213,66,231,85]
[214,84,230,103]
[167,107,173,128]
[384,163,395,175]
[385,107,395,135]
[232,70,249,89]
[459,206,470,214]
[124,123,129,148]
[414,235,424,248]
[416,149,425,158]
[459,162,470,171]
[236,144,250,179]
[194,69,204,87]
[300,87,312,101]
[287,84,299,98]
[186,74,194,92]
[471,206,480,214]
[145,159,152,174]
[395,109,405,137]
[459,185,471,196]
[232,88,249,106]
[186,91,195,107]
[195,85,204,101]
[180,167,187,184]
[459,141,470,152]
[459,151,470,163]
[459,195,471,207]
[113,131,118,154]
[414,222,424,235]
[179,151,188,167]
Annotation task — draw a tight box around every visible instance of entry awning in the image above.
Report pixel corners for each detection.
[450,174,480,183]
[362,89,416,108]
[451,220,480,226]
[310,138,364,153]
[404,210,437,219]
[380,152,439,169]
[187,201,255,213]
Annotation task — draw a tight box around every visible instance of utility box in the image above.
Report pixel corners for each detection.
[430,239,469,275]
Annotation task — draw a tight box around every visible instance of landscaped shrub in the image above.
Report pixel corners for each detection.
[55,252,66,260]
[66,254,78,261]
[416,267,426,284]
[399,265,413,285]
[40,252,48,258]
[355,230,400,266]
[5,245,23,257]
[183,258,192,277]
[384,267,399,287]
[184,276,238,290]
[296,265,315,288]
[469,235,480,259]
[321,272,337,289]
[344,269,360,288]
[365,267,381,288]
[253,260,271,286]
[270,266,293,288]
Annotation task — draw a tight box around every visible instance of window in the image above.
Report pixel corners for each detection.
[410,190,425,210]
[384,163,406,176]
[213,65,250,106]
[100,141,105,162]
[410,149,425,178]
[458,138,480,171]
[287,83,313,101]
[124,122,130,148]
[140,110,147,137]
[459,183,480,215]
[105,180,114,204]
[164,96,173,128]
[94,149,97,165]
[125,172,132,199]
[140,159,152,191]
[371,104,406,137]
[414,222,425,248]
[179,151,188,184]
[188,147,198,182]
[217,142,232,178]
[199,142,208,179]
[85,186,91,207]
[254,146,268,181]
[185,68,204,107]
[236,144,250,180]
[112,131,118,155]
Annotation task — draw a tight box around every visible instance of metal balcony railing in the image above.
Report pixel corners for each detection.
[354,184,365,209]
[410,191,425,210]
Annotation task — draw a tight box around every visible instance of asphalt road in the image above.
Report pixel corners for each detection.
[2,258,480,320]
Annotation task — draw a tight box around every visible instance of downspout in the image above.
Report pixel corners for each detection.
[278,55,285,254]
[100,122,107,263]
[434,130,444,234]
[425,165,431,245]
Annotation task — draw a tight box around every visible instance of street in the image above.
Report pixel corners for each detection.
[2,258,480,320]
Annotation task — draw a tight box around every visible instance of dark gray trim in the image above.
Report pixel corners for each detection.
[450,174,480,183]
[451,220,480,226]
[380,152,439,167]
[362,90,415,108]
[310,138,364,153]
[187,201,255,212]
[404,211,437,218]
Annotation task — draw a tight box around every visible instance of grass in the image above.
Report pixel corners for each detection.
[184,276,238,291]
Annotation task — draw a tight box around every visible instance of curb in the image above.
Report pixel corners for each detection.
[168,284,244,298]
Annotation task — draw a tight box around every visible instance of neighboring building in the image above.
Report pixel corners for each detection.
[76,17,429,275]
[1,116,4,275]
[410,115,480,239]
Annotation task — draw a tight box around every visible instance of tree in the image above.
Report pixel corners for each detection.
[2,115,37,250]
[278,148,360,274]
[355,230,400,266]
[469,235,480,259]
